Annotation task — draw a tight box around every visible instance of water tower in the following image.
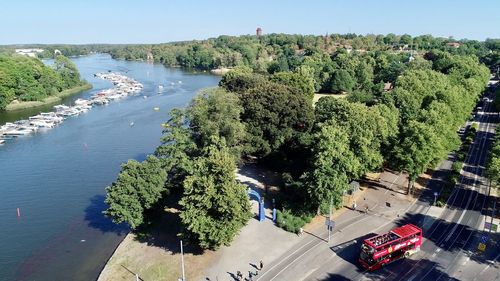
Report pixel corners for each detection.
[256,27,262,37]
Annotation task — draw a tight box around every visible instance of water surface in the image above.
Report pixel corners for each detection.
[0,54,220,281]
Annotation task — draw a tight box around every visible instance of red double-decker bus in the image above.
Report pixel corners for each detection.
[359,224,422,270]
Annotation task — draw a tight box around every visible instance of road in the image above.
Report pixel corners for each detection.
[255,84,499,281]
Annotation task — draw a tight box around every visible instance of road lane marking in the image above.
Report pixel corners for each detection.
[398,93,495,280]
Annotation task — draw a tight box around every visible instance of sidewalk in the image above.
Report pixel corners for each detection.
[203,168,418,281]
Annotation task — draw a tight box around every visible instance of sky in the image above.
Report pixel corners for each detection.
[1,0,499,44]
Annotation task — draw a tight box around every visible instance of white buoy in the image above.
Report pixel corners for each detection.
[130,122,135,127]
[153,107,160,111]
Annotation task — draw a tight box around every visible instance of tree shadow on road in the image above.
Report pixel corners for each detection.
[391,211,499,263]
[317,273,351,281]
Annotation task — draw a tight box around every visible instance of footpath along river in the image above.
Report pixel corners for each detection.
[0,54,220,281]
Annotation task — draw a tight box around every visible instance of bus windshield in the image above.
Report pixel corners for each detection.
[360,243,375,265]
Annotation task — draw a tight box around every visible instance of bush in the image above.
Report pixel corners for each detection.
[448,173,459,185]
[276,209,312,234]
[456,151,466,162]
[452,161,463,174]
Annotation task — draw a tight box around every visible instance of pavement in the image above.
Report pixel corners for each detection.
[203,162,413,281]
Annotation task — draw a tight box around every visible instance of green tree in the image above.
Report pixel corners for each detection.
[155,109,197,191]
[186,88,246,159]
[328,69,355,93]
[486,127,500,188]
[237,78,314,156]
[304,123,359,211]
[104,156,167,229]
[270,71,315,99]
[179,140,251,249]
[315,97,386,175]
[392,121,443,194]
[53,55,81,88]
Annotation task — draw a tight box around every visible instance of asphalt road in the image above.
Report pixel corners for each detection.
[255,84,499,281]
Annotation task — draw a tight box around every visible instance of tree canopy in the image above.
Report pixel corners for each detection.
[104,156,167,229]
[179,140,251,249]
[0,54,85,110]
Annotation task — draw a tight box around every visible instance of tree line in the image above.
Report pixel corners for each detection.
[94,34,500,74]
[0,54,85,110]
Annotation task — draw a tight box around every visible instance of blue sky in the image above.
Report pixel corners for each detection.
[1,0,498,44]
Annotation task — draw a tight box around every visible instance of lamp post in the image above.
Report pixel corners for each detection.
[180,240,185,281]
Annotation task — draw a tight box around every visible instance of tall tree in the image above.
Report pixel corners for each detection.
[304,123,359,211]
[328,69,355,93]
[392,121,443,194]
[186,88,246,159]
[179,140,251,249]
[155,109,197,191]
[53,55,81,88]
[104,156,167,229]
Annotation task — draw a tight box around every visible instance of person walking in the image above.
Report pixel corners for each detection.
[299,227,304,236]
[352,200,357,210]
[259,259,263,270]
[237,270,243,280]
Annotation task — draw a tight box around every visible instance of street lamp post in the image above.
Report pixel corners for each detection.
[180,240,185,281]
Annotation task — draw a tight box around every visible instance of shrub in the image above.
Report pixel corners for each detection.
[276,209,312,233]
[436,200,445,207]
[456,151,466,162]
[452,161,463,174]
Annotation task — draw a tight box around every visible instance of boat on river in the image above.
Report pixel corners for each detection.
[0,71,143,147]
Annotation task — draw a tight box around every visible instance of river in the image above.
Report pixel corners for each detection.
[0,54,220,281]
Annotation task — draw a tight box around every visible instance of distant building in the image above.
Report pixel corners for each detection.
[54,49,62,56]
[383,82,393,92]
[256,27,262,37]
[146,52,154,61]
[446,42,461,48]
[15,48,44,57]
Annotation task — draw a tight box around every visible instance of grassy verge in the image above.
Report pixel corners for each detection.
[5,83,92,111]
[436,124,477,206]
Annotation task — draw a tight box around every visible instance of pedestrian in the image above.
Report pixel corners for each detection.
[237,270,243,280]
[353,200,357,210]
[364,205,369,214]
[248,271,253,281]
[298,227,304,236]
[259,259,263,270]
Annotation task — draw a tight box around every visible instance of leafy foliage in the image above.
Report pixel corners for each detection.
[179,141,251,249]
[221,72,314,157]
[104,156,167,229]
[155,109,197,191]
[0,54,84,110]
[486,126,500,188]
[276,209,312,233]
[186,88,246,159]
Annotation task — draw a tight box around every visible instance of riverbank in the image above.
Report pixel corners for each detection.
[5,83,92,111]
